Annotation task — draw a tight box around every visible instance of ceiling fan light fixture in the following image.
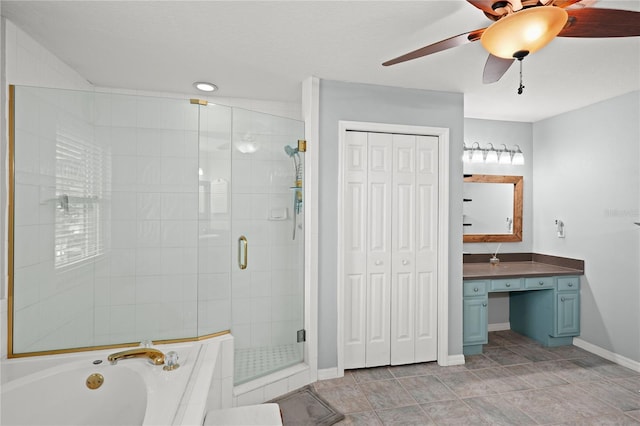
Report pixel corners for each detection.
[480,6,568,59]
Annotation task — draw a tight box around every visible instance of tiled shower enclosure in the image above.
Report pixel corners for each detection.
[10,86,304,384]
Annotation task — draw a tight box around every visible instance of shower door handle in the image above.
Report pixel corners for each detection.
[238,236,248,270]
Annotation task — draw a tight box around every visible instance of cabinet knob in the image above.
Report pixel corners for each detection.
[506,282,511,287]
[568,282,573,287]
[561,297,566,302]
[539,281,544,286]
[474,287,479,292]
[402,260,409,265]
[482,302,487,307]
[375,260,382,266]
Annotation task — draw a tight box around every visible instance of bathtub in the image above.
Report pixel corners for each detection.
[1,336,233,426]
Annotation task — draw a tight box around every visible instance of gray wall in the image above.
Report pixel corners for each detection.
[318,79,465,369]
[532,91,640,363]
[463,118,534,254]
[463,118,534,327]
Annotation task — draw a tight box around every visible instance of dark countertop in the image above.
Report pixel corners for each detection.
[464,261,583,280]
[463,253,584,280]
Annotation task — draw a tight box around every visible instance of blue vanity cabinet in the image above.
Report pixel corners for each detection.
[464,275,581,354]
[490,278,523,292]
[463,280,488,355]
[510,275,580,347]
[555,277,580,337]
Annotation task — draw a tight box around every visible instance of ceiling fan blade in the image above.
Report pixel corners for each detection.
[383,28,485,66]
[483,54,515,84]
[552,0,583,8]
[558,8,640,38]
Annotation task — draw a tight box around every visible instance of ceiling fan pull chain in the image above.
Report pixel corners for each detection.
[517,58,525,95]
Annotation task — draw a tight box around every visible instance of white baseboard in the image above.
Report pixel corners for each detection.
[488,322,511,332]
[573,338,640,373]
[446,354,466,366]
[323,354,466,375]
[317,367,340,381]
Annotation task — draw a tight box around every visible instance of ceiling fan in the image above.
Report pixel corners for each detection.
[383,0,640,91]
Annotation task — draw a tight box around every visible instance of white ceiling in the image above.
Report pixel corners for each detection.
[2,0,639,122]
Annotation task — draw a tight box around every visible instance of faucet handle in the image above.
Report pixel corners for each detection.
[163,351,180,371]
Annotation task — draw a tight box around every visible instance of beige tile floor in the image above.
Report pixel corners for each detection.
[313,330,640,425]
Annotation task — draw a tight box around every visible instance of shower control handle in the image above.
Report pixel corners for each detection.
[238,236,248,270]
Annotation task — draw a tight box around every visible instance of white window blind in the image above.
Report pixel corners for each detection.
[55,124,104,268]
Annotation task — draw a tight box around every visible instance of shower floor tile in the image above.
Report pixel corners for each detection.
[235,343,302,385]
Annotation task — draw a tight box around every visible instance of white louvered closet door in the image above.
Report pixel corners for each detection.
[343,130,438,370]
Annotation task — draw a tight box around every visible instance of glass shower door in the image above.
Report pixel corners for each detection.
[229,108,305,385]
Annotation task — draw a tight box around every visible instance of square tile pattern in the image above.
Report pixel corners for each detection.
[313,331,640,425]
[235,343,303,385]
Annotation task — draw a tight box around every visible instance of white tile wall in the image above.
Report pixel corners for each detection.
[229,109,305,373]
[9,88,215,351]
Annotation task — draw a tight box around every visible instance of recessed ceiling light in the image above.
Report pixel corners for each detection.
[193,82,218,92]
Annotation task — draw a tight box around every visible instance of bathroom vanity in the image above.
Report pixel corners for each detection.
[462,254,584,356]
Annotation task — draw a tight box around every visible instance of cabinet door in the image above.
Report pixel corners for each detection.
[556,292,580,336]
[463,297,488,345]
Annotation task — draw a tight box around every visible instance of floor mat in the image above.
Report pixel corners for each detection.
[270,385,345,426]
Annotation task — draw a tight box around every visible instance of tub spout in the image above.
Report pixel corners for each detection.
[107,348,165,365]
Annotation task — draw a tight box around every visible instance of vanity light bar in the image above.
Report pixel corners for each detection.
[463,142,524,165]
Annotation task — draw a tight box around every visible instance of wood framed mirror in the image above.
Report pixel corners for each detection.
[463,174,523,243]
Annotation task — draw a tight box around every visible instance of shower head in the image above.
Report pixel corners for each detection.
[284,145,299,157]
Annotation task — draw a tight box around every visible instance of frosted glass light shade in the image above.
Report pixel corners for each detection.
[462,145,472,163]
[512,145,525,165]
[485,145,498,163]
[481,6,568,59]
[471,148,484,163]
[512,152,525,165]
[498,149,512,165]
